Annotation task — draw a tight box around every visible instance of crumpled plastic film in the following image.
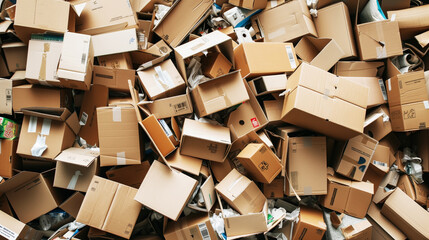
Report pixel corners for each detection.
[154,4,171,27]
[402,147,424,184]
[186,58,210,90]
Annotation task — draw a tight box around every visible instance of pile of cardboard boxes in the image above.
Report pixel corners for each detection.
[0,0,429,239]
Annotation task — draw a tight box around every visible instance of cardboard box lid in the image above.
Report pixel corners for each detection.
[134,160,198,221]
[21,107,80,135]
[54,147,100,167]
[182,119,231,147]
[106,161,150,189]
[367,203,406,240]
[140,90,193,119]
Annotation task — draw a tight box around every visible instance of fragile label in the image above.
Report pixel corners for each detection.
[251,117,259,128]
[0,224,19,240]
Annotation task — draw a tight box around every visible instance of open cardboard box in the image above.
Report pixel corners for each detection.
[0,209,43,240]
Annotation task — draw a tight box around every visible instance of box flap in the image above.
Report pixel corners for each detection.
[165,150,202,176]
[200,175,216,212]
[182,119,231,145]
[0,171,40,194]
[55,147,100,167]
[21,107,71,122]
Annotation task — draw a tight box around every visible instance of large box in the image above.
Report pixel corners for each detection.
[97,106,141,166]
[386,71,428,107]
[251,0,317,43]
[92,66,135,92]
[180,119,231,162]
[248,74,287,97]
[281,63,368,140]
[234,42,298,78]
[164,213,217,240]
[292,206,326,240]
[76,176,142,239]
[57,32,94,91]
[286,137,327,196]
[92,29,138,57]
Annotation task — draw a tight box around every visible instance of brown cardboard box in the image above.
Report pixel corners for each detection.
[381,188,429,240]
[191,71,249,117]
[416,130,429,172]
[2,42,27,73]
[0,79,13,115]
[263,99,284,125]
[137,59,186,100]
[57,32,94,91]
[14,0,74,43]
[0,139,19,179]
[281,63,368,140]
[364,105,392,140]
[313,2,357,59]
[106,161,150,188]
[134,160,198,221]
[342,77,387,108]
[53,147,100,192]
[164,213,217,240]
[12,84,72,113]
[274,126,304,178]
[25,39,63,87]
[321,171,373,218]
[234,42,298,78]
[262,177,284,199]
[216,169,266,215]
[78,84,109,146]
[92,29,138,57]
[174,31,234,82]
[17,108,80,160]
[76,0,138,35]
[248,74,286,97]
[153,0,212,47]
[295,37,344,71]
[180,118,231,162]
[165,150,202,177]
[97,106,141,166]
[367,203,406,240]
[201,51,232,78]
[292,206,326,240]
[251,0,317,43]
[229,0,267,9]
[141,114,176,158]
[0,171,65,223]
[387,5,429,40]
[386,71,428,107]
[389,100,429,131]
[59,192,85,219]
[92,66,135,92]
[76,176,142,239]
[333,134,378,181]
[131,0,173,13]
[334,61,385,77]
[370,144,391,172]
[286,137,327,196]
[98,53,133,70]
[341,219,372,240]
[236,143,281,184]
[397,174,429,206]
[0,210,42,240]
[138,90,193,119]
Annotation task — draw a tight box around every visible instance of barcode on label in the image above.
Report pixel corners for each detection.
[173,101,187,112]
[159,119,173,137]
[198,223,211,240]
[373,160,387,167]
[81,53,87,65]
[5,89,11,101]
[80,112,88,126]
[378,79,388,101]
[0,224,19,240]
[285,46,297,69]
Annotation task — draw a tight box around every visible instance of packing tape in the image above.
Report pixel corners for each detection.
[112,107,122,122]
[270,0,278,8]
[387,79,391,91]
[285,45,297,69]
[391,14,396,21]
[228,176,244,192]
[116,152,126,165]
[31,134,47,157]
[376,46,387,59]
[67,170,83,190]
[41,118,51,136]
[303,186,312,195]
[376,23,387,59]
[285,172,301,201]
[424,100,429,109]
[28,116,38,133]
[38,43,50,81]
[154,66,174,91]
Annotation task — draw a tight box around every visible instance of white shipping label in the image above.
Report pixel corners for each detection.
[285,46,297,69]
[117,152,126,165]
[79,112,88,126]
[112,107,122,122]
[0,224,18,240]
[28,116,38,133]
[424,100,429,109]
[198,223,211,240]
[387,79,391,91]
[41,119,52,136]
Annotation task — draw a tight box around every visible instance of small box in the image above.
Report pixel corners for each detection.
[0,209,42,240]
[237,143,281,184]
[292,206,326,240]
[201,51,232,78]
[334,61,384,77]
[366,203,407,240]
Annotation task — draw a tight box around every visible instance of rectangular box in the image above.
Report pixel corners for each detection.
[98,53,133,69]
[201,51,232,78]
[92,66,135,92]
[92,29,138,57]
[389,100,429,131]
[386,71,428,107]
[342,76,387,108]
[164,213,217,240]
[292,206,326,240]
[139,91,193,119]
[334,61,384,77]
[2,42,28,72]
[248,74,287,96]
[387,5,429,40]
[367,203,406,240]
[0,79,12,115]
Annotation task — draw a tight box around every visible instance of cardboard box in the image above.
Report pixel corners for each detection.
[286,137,327,196]
[281,63,368,140]
[341,219,372,240]
[215,169,266,215]
[248,74,287,96]
[78,84,109,146]
[98,53,133,70]
[25,39,63,87]
[137,59,186,100]
[17,108,80,160]
[389,100,429,131]
[57,32,94,91]
[386,71,428,107]
[153,0,212,47]
[164,213,217,240]
[0,210,42,240]
[251,0,317,43]
[131,39,172,70]
[370,144,391,173]
[141,114,176,158]
[165,150,203,177]
[273,126,304,178]
[333,134,378,181]
[321,172,373,218]
[180,119,231,162]
[397,174,429,206]
[97,106,141,166]
[295,37,344,71]
[76,176,142,239]
[0,139,19,179]
[416,130,429,172]
[106,161,151,188]
[92,66,135,92]
[76,0,138,35]
[292,206,326,240]
[234,42,298,78]
[92,29,138,57]
[381,188,429,240]
[313,2,357,59]
[139,91,193,119]
[14,0,74,43]
[334,61,384,77]
[201,51,232,78]
[363,105,392,141]
[237,143,281,184]
[263,99,284,125]
[134,160,198,221]
[387,5,429,40]
[12,84,72,113]
[342,77,387,108]
[229,0,267,9]
[59,192,85,219]
[0,79,12,115]
[262,177,284,199]
[53,147,100,192]
[2,42,27,73]
[367,203,406,240]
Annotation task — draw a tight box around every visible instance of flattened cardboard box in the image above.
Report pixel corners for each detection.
[0,139,19,179]
[0,210,42,240]
[134,160,198,221]
[251,0,317,43]
[92,29,138,57]
[164,213,217,240]
[106,161,150,189]
[97,107,141,166]
[295,37,344,71]
[292,206,326,240]
[76,176,141,239]
[180,118,231,162]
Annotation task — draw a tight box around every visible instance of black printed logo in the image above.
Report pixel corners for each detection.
[259,161,269,171]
